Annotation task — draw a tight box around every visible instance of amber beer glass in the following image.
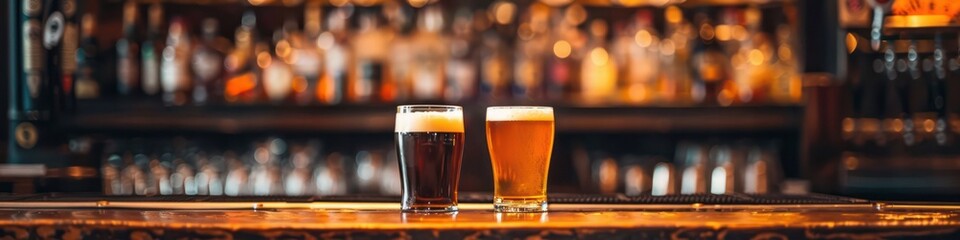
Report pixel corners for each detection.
[486,106,555,212]
[395,105,465,212]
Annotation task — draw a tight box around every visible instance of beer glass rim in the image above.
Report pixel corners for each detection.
[397,105,463,113]
[486,106,553,110]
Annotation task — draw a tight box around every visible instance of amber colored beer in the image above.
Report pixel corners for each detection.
[486,107,554,212]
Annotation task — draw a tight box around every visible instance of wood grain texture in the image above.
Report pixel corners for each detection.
[1,207,960,239]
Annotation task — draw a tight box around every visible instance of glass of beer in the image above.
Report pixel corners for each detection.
[395,105,465,212]
[486,106,554,212]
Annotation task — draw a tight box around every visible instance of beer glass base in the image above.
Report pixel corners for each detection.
[402,205,459,213]
[493,198,548,212]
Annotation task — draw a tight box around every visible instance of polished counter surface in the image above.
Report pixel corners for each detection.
[3,202,960,239]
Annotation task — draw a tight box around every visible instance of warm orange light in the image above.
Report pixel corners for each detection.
[553,40,572,59]
[276,40,292,59]
[924,119,936,132]
[408,0,430,8]
[718,89,734,106]
[715,25,731,41]
[257,52,272,68]
[590,47,609,66]
[635,30,653,47]
[846,33,858,54]
[779,44,793,62]
[225,73,257,99]
[492,1,516,25]
[748,49,764,66]
[292,76,308,94]
[665,6,683,24]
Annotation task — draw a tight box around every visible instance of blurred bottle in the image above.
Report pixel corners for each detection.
[262,28,295,103]
[316,8,351,105]
[512,3,550,100]
[616,10,660,105]
[191,18,226,105]
[224,11,260,104]
[660,6,695,104]
[116,0,140,96]
[444,8,479,103]
[690,12,731,106]
[160,18,192,105]
[141,3,163,97]
[59,0,79,112]
[479,2,513,100]
[543,5,584,102]
[408,6,447,101]
[350,12,390,103]
[289,3,324,105]
[580,19,617,105]
[75,13,100,99]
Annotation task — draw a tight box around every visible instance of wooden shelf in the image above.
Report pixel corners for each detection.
[62,99,802,134]
[556,104,802,133]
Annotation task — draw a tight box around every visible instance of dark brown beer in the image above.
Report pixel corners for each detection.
[395,105,464,212]
[396,132,464,211]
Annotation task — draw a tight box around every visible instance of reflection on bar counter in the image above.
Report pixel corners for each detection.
[65,0,802,106]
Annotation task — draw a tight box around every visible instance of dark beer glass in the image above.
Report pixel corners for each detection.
[395,105,465,212]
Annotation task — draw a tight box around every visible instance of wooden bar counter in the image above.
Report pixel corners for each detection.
[2,201,960,239]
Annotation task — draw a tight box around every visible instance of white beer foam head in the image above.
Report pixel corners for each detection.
[395,111,464,133]
[486,107,554,121]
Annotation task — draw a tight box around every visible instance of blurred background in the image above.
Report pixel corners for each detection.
[3,0,960,201]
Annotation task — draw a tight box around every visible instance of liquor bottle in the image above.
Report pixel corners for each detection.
[690,12,731,106]
[160,18,192,105]
[512,3,550,101]
[580,19,617,105]
[75,13,99,99]
[290,2,324,105]
[116,0,140,96]
[660,6,695,104]
[191,18,225,105]
[621,10,660,105]
[445,8,479,103]
[408,6,446,101]
[478,22,512,101]
[10,0,98,192]
[224,11,260,104]
[544,6,583,102]
[262,29,295,103]
[350,12,390,103]
[316,9,350,105]
[141,2,163,97]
